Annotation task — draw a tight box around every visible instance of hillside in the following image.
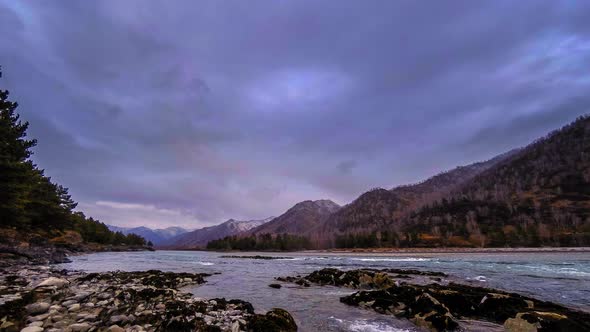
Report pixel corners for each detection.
[107,225,189,245]
[167,217,273,248]
[315,151,516,246]
[399,115,590,247]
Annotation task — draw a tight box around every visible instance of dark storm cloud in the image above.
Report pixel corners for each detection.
[1,0,589,228]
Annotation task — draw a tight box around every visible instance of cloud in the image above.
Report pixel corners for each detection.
[1,0,589,228]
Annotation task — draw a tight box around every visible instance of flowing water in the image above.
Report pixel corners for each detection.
[58,251,590,332]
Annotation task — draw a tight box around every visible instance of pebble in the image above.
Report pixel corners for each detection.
[25,302,50,315]
[20,327,43,332]
[1,266,289,332]
[68,323,91,332]
[107,325,125,332]
[68,303,81,312]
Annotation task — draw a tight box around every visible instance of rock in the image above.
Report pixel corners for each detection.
[107,325,125,332]
[504,315,538,332]
[68,323,91,332]
[20,327,43,332]
[268,283,282,289]
[25,302,50,315]
[410,293,458,332]
[248,308,297,332]
[504,311,587,332]
[27,322,43,327]
[0,320,18,332]
[62,300,77,307]
[68,303,81,312]
[231,320,240,332]
[110,315,128,324]
[35,277,69,288]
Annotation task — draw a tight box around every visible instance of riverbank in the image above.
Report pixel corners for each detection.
[0,265,297,332]
[0,243,153,268]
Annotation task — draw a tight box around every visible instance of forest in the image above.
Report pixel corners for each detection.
[206,233,311,251]
[0,68,147,247]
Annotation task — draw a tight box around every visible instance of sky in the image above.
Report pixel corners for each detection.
[1,1,589,229]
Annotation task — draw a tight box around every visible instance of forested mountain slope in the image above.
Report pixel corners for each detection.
[400,115,590,247]
[315,151,516,246]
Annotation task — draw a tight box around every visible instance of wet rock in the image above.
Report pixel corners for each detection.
[300,268,590,332]
[268,284,282,289]
[504,311,588,332]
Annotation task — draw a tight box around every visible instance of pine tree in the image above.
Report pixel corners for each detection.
[0,67,38,228]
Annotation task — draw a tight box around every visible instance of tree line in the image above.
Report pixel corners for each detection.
[206,233,311,251]
[0,67,148,247]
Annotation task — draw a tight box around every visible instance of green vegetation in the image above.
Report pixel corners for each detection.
[0,67,147,247]
[206,233,311,251]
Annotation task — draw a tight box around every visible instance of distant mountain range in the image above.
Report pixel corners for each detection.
[106,225,190,245]
[163,217,275,248]
[118,116,590,249]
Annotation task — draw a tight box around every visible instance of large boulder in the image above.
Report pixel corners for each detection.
[247,308,297,332]
[505,311,589,332]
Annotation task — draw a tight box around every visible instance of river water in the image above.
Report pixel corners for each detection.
[58,250,590,332]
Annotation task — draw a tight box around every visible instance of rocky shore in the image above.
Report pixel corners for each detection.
[0,241,153,268]
[0,266,297,332]
[277,268,590,332]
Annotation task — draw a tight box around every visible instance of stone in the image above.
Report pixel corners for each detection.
[26,302,50,315]
[20,327,44,332]
[110,315,128,324]
[68,323,91,332]
[68,303,81,312]
[107,325,125,332]
[268,283,282,289]
[0,320,18,332]
[504,311,586,332]
[62,300,77,307]
[36,277,69,288]
[248,308,297,332]
[231,320,240,332]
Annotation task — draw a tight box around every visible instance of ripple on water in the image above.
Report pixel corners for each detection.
[350,258,431,262]
[329,317,414,332]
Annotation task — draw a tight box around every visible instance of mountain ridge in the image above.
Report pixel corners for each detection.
[165,217,274,248]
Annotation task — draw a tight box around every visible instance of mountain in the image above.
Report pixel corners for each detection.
[106,225,189,245]
[320,115,590,248]
[398,115,590,247]
[315,151,517,245]
[249,200,340,239]
[166,217,274,248]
